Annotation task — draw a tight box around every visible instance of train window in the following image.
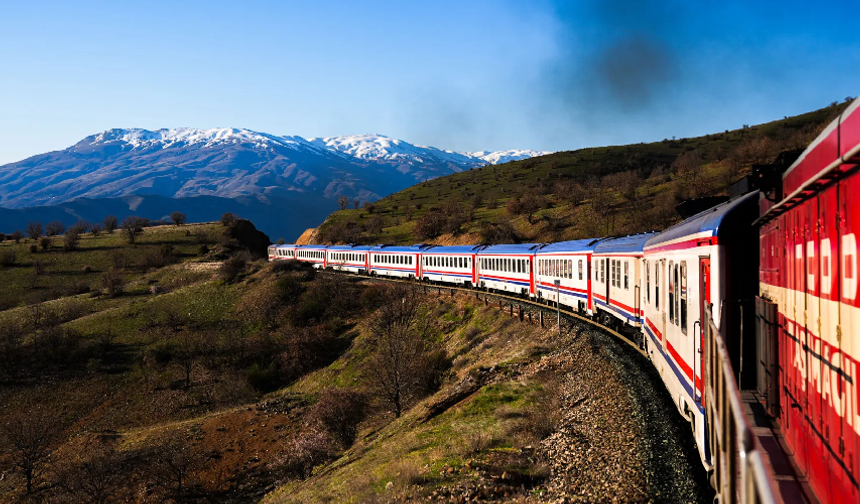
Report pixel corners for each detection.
[669,260,675,324]
[655,263,659,310]
[674,263,680,326]
[578,260,583,280]
[680,261,687,334]
[646,260,650,304]
[624,261,629,290]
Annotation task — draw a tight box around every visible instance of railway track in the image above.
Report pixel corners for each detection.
[322,270,647,357]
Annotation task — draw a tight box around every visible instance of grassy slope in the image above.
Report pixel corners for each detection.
[0,223,219,311]
[265,301,554,503]
[317,101,849,245]
[0,225,565,502]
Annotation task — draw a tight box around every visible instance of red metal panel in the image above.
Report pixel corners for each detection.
[840,103,860,159]
[784,127,840,196]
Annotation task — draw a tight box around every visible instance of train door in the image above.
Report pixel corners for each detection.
[697,257,710,406]
[605,257,611,305]
[804,196,832,498]
[836,176,859,502]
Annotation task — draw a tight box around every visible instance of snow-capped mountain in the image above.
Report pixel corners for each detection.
[0,127,548,239]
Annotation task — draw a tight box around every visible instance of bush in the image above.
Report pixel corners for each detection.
[39,237,51,250]
[82,265,93,273]
[0,250,16,267]
[103,215,118,234]
[90,224,103,236]
[219,255,247,283]
[46,221,65,236]
[0,232,5,242]
[307,388,368,449]
[101,270,124,297]
[170,211,187,226]
[28,244,38,254]
[278,429,335,479]
[246,362,280,392]
[63,228,81,251]
[220,212,236,226]
[197,244,209,256]
[9,230,23,243]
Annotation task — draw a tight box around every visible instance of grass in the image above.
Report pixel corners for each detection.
[263,296,555,504]
[0,223,218,310]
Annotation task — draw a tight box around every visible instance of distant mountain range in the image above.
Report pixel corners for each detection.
[0,128,548,240]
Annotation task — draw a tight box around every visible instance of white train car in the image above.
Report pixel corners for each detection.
[269,244,297,261]
[642,192,759,468]
[592,233,655,328]
[326,245,372,274]
[476,244,540,296]
[534,238,605,315]
[295,244,328,269]
[369,245,424,279]
[420,245,484,286]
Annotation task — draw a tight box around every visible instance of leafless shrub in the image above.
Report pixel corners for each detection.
[103,215,118,234]
[276,429,336,479]
[101,270,124,297]
[306,388,368,449]
[0,406,63,494]
[63,228,81,251]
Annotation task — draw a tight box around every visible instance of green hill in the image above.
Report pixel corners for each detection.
[317,100,850,245]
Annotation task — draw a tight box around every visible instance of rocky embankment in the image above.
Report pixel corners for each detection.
[410,324,712,503]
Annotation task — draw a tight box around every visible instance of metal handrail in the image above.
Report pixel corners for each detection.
[704,304,779,504]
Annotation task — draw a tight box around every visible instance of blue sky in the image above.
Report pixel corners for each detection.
[0,0,858,165]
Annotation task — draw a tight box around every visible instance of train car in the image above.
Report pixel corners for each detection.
[534,238,605,315]
[326,245,372,274]
[476,244,541,296]
[420,245,485,286]
[756,97,860,504]
[269,244,297,261]
[642,192,760,468]
[592,233,655,328]
[295,244,328,268]
[369,245,425,279]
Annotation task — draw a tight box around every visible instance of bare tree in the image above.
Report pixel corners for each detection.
[103,215,118,234]
[150,433,204,498]
[220,212,236,226]
[352,198,360,209]
[121,216,144,244]
[9,230,23,243]
[337,195,349,211]
[170,211,187,226]
[63,227,81,251]
[0,407,62,494]
[46,221,65,237]
[26,221,43,240]
[55,440,129,504]
[365,286,444,417]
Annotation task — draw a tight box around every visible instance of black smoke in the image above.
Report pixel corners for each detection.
[545,0,686,115]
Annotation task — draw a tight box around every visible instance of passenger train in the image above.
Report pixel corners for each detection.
[269,97,860,503]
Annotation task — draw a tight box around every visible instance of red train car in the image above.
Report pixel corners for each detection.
[757,97,860,503]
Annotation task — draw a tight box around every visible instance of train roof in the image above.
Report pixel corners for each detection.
[369,245,427,253]
[325,244,374,251]
[480,243,543,255]
[536,238,605,254]
[645,191,758,249]
[422,245,486,254]
[593,233,656,254]
[295,244,328,249]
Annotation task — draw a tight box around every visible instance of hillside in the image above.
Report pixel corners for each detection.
[315,100,852,245]
[0,222,709,502]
